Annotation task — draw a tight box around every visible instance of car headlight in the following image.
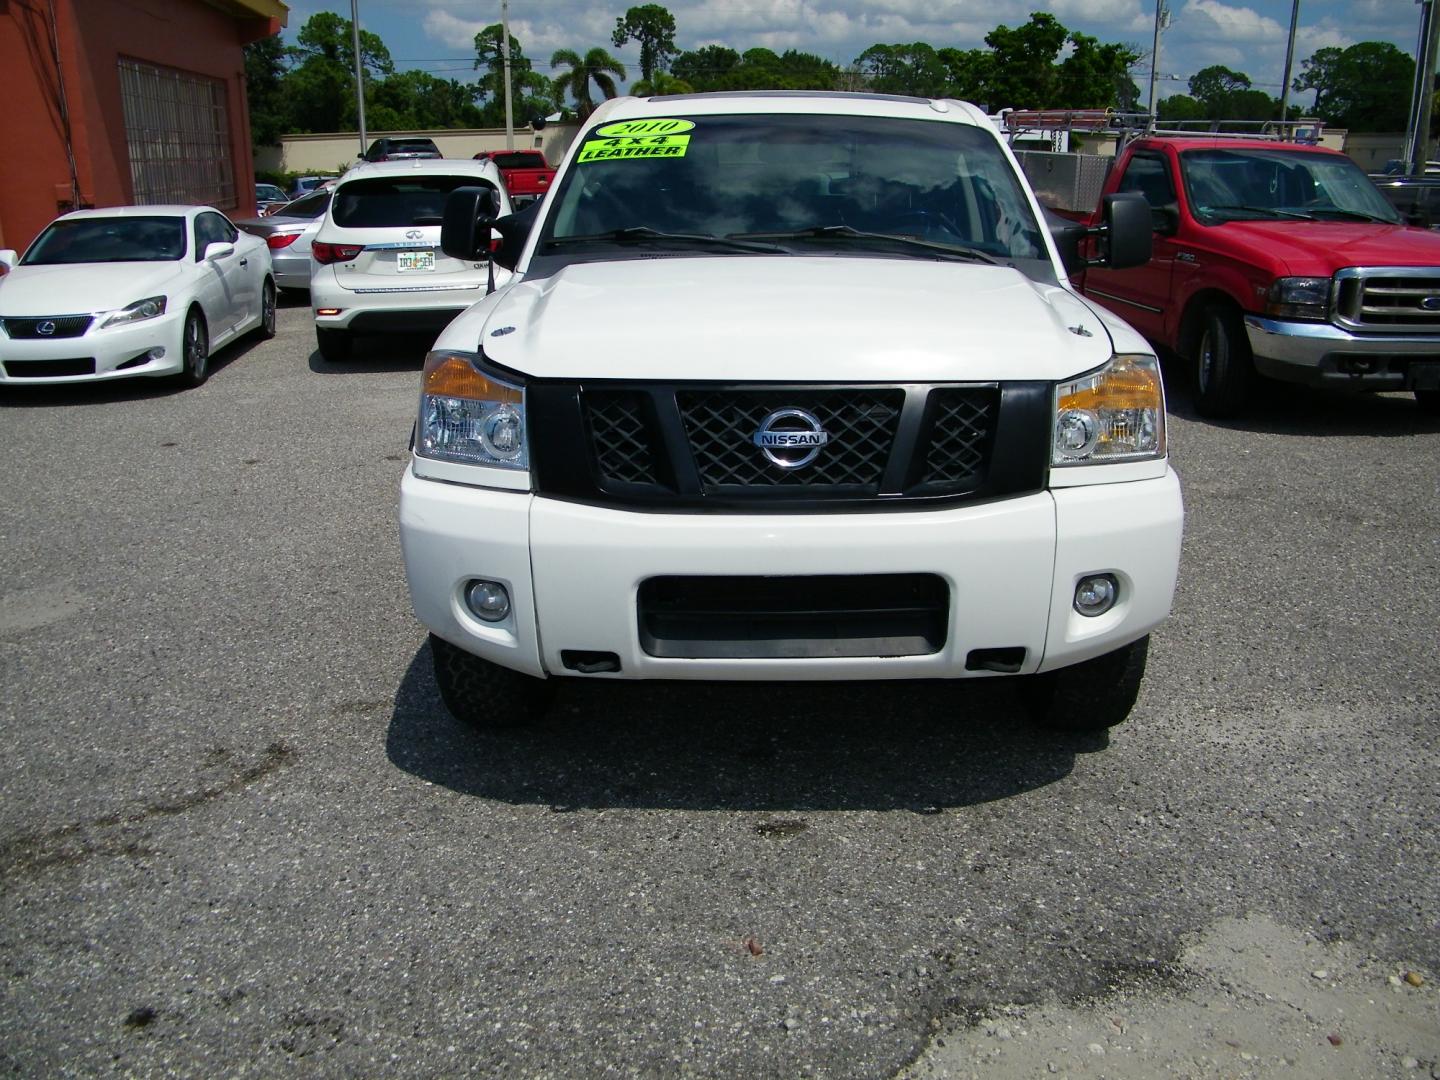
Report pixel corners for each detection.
[417,350,528,471]
[1053,354,1165,466]
[99,296,167,328]
[1265,276,1330,321]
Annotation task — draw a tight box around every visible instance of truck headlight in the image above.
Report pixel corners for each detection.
[417,350,528,470]
[1265,276,1330,321]
[99,296,167,328]
[1053,354,1165,466]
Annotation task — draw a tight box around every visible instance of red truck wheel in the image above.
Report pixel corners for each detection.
[1193,305,1254,419]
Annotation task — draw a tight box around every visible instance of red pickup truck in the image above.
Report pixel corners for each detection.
[1073,135,1440,417]
[472,149,555,206]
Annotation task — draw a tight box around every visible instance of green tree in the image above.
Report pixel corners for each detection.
[983,13,1068,108]
[291,11,393,77]
[1056,33,1140,110]
[472,24,554,126]
[855,43,949,98]
[611,4,678,83]
[631,71,694,97]
[550,47,626,117]
[1156,94,1205,122]
[1188,65,1251,119]
[368,71,483,130]
[244,35,289,147]
[283,12,394,133]
[1296,42,1412,131]
[936,47,992,104]
[671,45,738,88]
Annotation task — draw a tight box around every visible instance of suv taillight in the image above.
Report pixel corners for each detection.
[313,242,364,264]
[266,233,300,250]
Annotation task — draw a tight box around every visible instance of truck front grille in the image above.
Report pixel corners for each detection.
[1335,268,1440,331]
[527,379,1051,512]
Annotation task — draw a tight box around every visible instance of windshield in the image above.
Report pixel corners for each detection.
[491,152,544,169]
[280,190,332,219]
[22,216,186,264]
[333,176,497,227]
[1182,148,1403,225]
[541,113,1047,262]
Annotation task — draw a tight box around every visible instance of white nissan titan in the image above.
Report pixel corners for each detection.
[399,91,1184,734]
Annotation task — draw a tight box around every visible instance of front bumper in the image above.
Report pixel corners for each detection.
[0,311,184,383]
[399,467,1184,682]
[1245,315,1440,390]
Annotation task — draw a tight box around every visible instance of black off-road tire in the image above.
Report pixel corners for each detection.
[1021,635,1150,733]
[1415,389,1440,415]
[430,633,553,729]
[1192,305,1254,419]
[316,326,353,363]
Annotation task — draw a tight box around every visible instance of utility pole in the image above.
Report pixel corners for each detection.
[1148,0,1170,115]
[1407,0,1440,174]
[350,0,367,155]
[1278,0,1300,123]
[501,0,514,151]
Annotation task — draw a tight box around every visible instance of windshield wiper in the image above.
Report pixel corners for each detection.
[1304,207,1397,223]
[732,225,1001,264]
[1201,205,1315,220]
[546,227,788,254]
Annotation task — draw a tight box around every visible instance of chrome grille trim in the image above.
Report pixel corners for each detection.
[1334,266,1440,332]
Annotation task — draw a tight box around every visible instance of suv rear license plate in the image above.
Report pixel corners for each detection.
[397,250,434,273]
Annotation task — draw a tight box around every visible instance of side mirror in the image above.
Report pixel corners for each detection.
[203,241,235,261]
[1044,212,1087,276]
[1099,193,1153,270]
[441,186,499,262]
[0,249,16,272]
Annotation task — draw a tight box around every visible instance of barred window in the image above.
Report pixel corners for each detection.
[119,58,235,208]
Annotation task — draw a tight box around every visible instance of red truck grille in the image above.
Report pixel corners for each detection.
[1335,268,1440,332]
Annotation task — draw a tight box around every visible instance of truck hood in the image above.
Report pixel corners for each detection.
[0,262,188,316]
[1218,221,1440,274]
[469,256,1113,382]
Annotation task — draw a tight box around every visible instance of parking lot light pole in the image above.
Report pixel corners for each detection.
[351,0,368,155]
[502,0,514,151]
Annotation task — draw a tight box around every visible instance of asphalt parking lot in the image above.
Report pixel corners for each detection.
[2,296,1437,1077]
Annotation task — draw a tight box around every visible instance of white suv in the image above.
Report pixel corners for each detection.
[309,158,512,362]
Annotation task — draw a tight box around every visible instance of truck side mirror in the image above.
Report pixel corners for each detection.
[441,186,498,262]
[1100,193,1153,270]
[1044,212,1087,276]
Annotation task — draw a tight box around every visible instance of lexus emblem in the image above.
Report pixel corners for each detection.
[37,320,56,336]
[405,229,423,240]
[753,408,829,469]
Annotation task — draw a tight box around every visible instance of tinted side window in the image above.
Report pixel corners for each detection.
[1118,154,1177,208]
[194,212,236,258]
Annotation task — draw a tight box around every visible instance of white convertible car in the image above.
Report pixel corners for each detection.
[0,205,275,387]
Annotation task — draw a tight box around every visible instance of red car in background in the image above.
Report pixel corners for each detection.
[472,149,556,207]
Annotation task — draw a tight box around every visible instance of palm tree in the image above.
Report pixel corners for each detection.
[631,71,693,97]
[550,47,626,117]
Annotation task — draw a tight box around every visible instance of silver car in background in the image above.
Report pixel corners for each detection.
[234,189,331,294]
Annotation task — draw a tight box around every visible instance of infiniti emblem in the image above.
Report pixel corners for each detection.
[37,320,56,336]
[753,408,829,469]
[1421,296,1440,311]
[405,229,423,240]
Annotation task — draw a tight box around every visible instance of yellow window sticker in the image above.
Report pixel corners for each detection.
[577,134,691,163]
[594,118,696,138]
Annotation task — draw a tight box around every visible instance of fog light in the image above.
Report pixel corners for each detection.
[148,347,166,360]
[1074,574,1118,617]
[316,308,342,316]
[465,579,511,622]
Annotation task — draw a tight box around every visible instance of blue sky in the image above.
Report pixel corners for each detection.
[281,1,1429,109]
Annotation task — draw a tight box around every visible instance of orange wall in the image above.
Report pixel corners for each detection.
[0,0,278,252]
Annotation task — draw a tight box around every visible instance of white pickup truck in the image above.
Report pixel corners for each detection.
[399,91,1184,735]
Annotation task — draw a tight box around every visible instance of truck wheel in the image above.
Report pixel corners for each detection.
[1021,635,1150,733]
[316,327,352,363]
[1416,389,1440,415]
[429,634,553,728]
[1193,306,1254,419]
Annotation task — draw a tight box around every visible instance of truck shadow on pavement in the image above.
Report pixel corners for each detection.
[307,334,435,375]
[385,641,1104,812]
[1160,355,1440,437]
